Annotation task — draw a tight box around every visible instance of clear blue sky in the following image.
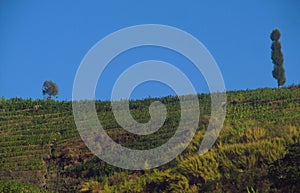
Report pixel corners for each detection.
[1,0,299,100]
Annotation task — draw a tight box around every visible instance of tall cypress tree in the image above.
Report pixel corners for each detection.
[270,29,286,88]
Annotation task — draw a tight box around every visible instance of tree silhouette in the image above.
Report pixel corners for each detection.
[42,80,59,99]
[270,29,286,88]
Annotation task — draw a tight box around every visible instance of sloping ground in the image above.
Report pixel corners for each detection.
[0,85,300,192]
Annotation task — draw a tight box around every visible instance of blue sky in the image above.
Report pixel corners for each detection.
[1,1,300,100]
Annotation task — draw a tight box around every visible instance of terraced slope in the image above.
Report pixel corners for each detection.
[0,85,300,192]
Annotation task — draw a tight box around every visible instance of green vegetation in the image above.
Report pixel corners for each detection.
[0,180,52,193]
[42,80,59,99]
[271,29,286,88]
[0,85,300,192]
[268,141,300,192]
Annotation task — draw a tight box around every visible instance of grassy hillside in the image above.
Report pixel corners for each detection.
[0,85,300,192]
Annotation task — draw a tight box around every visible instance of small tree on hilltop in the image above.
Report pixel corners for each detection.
[42,80,59,99]
[270,29,286,88]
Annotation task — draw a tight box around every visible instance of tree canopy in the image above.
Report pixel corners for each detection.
[270,29,286,88]
[42,80,59,99]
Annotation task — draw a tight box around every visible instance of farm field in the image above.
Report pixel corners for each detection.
[0,85,300,192]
